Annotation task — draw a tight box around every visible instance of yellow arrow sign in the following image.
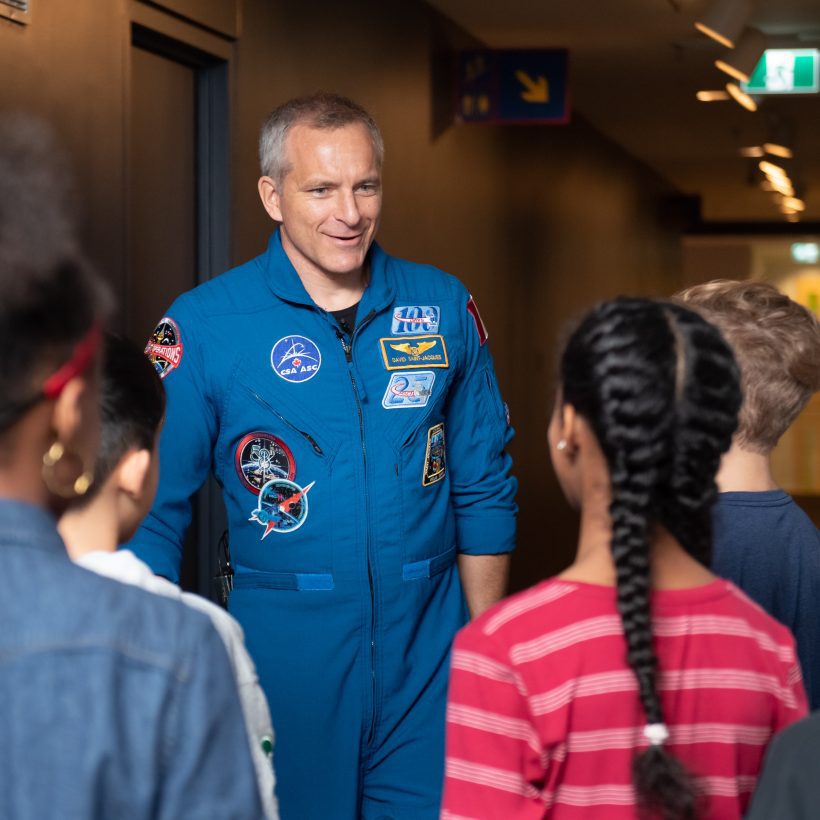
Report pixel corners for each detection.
[516,70,549,103]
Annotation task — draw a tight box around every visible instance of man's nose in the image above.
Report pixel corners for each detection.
[335,189,362,225]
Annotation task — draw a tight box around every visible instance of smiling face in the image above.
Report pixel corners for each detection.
[260,122,382,287]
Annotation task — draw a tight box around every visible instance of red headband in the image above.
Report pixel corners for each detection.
[42,323,102,399]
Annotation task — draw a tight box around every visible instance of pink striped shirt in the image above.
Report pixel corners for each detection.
[442,578,807,819]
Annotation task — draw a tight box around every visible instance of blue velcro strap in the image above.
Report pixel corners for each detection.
[402,547,455,581]
[233,569,334,591]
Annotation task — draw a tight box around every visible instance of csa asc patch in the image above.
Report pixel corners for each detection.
[235,432,296,494]
[379,335,449,370]
[391,305,441,335]
[422,423,446,486]
[249,478,315,538]
[382,371,436,409]
[271,335,321,383]
[145,317,183,379]
[466,295,488,346]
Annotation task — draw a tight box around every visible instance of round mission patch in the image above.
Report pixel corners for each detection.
[235,432,296,494]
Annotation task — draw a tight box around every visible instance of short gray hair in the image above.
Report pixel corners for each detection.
[258,92,384,185]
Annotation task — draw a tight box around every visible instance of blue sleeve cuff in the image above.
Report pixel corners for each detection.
[456,514,517,555]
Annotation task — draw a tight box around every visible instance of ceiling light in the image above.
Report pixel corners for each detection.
[781,196,806,211]
[715,27,768,83]
[726,82,758,111]
[696,90,731,101]
[762,142,793,159]
[695,0,753,49]
[759,160,787,177]
[740,145,765,157]
[761,180,776,191]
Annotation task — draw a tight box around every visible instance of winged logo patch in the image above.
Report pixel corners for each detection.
[379,335,449,370]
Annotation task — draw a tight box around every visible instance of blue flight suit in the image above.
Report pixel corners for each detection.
[130,230,517,819]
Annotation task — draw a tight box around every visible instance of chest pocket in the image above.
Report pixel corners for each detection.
[219,366,339,584]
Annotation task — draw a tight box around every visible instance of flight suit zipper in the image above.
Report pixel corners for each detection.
[333,309,378,743]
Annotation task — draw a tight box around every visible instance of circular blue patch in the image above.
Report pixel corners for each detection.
[249,478,314,538]
[271,335,322,383]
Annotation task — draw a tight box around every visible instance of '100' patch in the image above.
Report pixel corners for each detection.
[391,305,440,335]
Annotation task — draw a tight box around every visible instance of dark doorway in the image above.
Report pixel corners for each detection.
[127,24,230,598]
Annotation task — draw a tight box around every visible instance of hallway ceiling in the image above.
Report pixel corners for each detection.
[426,0,820,224]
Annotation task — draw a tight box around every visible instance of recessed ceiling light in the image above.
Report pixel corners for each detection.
[726,82,758,111]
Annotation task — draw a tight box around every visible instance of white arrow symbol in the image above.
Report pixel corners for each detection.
[516,70,549,103]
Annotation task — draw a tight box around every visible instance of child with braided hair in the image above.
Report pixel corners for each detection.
[441,297,807,820]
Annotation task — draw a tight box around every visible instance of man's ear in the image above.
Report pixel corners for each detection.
[116,448,152,500]
[258,176,283,222]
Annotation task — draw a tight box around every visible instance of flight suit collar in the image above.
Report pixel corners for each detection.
[262,229,396,316]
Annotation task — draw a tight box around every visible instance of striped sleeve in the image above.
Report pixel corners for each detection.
[774,634,809,732]
[441,624,546,819]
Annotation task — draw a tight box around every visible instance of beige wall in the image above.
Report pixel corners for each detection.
[1,0,685,591]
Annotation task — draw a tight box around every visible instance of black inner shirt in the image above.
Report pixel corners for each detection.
[331,302,359,336]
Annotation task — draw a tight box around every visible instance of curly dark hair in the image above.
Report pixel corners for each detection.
[560,297,742,820]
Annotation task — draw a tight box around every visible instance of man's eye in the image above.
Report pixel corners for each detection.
[358,183,378,194]
[310,187,328,195]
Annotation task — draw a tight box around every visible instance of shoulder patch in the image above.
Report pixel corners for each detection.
[466,296,488,346]
[145,317,183,379]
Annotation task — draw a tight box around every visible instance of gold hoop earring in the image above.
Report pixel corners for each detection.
[42,441,94,499]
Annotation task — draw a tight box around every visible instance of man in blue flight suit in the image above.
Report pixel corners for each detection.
[130,92,517,820]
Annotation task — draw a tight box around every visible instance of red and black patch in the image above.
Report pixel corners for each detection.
[235,432,296,494]
[145,317,183,379]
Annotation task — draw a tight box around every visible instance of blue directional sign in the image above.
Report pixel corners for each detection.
[457,49,569,125]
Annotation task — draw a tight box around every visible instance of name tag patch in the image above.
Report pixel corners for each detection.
[235,432,295,494]
[379,335,449,370]
[391,305,441,335]
[382,371,436,409]
[145,317,183,379]
[423,423,446,486]
[271,335,322,383]
[249,478,315,538]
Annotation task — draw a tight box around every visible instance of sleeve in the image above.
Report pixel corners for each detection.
[775,639,809,733]
[441,623,546,820]
[446,286,517,555]
[125,297,219,583]
[158,617,264,820]
[786,527,820,709]
[746,716,817,820]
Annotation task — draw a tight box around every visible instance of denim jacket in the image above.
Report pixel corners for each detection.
[0,499,263,819]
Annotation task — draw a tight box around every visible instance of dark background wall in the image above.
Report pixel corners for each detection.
[1,0,685,591]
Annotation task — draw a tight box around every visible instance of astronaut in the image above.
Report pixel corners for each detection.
[131,92,517,820]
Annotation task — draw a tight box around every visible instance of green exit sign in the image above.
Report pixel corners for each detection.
[742,49,819,94]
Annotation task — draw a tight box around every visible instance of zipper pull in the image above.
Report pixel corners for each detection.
[335,328,352,363]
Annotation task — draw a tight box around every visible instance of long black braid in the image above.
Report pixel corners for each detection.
[560,298,741,820]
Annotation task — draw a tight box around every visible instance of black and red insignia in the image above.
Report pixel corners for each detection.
[235,432,296,494]
[145,317,183,379]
